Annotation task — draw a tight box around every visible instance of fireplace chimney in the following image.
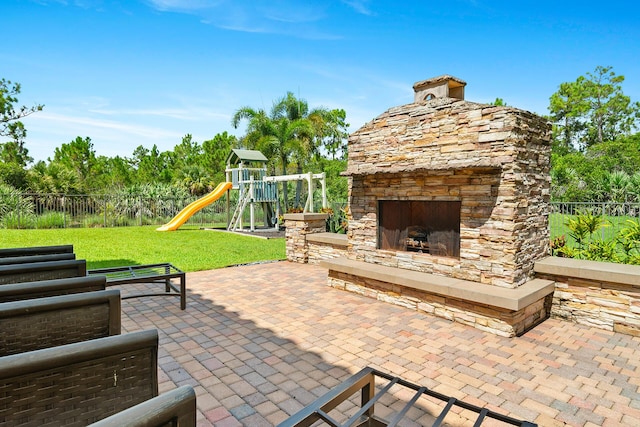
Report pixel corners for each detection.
[413,75,466,103]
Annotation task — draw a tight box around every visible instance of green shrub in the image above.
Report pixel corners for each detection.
[35,211,67,229]
[83,214,106,228]
[0,184,35,229]
[2,212,36,229]
[554,211,640,264]
[323,206,348,234]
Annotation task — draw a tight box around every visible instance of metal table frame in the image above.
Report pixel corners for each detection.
[88,263,186,310]
[278,366,537,427]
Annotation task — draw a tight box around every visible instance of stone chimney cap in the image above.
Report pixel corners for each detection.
[413,75,466,102]
[413,75,466,91]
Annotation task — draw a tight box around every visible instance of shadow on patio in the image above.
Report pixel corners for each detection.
[118,261,640,427]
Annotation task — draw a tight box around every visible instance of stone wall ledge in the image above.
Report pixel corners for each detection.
[343,164,502,177]
[306,232,348,247]
[282,213,329,221]
[534,257,640,287]
[321,257,554,311]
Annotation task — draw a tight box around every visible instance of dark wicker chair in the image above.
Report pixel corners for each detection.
[0,244,74,258]
[0,275,107,303]
[0,329,159,427]
[0,259,87,284]
[0,252,76,265]
[88,385,197,427]
[0,289,121,356]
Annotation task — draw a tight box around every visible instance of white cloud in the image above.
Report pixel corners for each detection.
[145,0,342,39]
[340,0,373,16]
[88,107,229,122]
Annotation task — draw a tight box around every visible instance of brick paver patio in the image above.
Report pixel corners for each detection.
[120,261,640,426]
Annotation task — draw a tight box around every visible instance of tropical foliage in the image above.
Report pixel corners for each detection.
[1,82,348,211]
[549,66,640,203]
[232,92,348,210]
[551,210,640,264]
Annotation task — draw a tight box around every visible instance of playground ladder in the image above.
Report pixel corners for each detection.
[228,190,251,231]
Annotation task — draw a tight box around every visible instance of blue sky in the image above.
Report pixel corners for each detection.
[3,0,639,162]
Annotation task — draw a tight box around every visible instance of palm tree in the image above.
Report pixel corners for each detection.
[232,97,315,211]
[232,92,348,210]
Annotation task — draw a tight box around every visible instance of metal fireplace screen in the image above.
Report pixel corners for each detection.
[378,201,461,258]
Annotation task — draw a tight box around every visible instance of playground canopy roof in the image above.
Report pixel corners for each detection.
[226,149,268,167]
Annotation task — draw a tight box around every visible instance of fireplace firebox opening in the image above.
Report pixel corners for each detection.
[378,200,461,258]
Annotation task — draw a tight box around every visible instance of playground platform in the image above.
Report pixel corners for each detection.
[119,261,640,426]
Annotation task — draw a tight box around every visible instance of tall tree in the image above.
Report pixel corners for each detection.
[132,144,173,184]
[0,79,42,168]
[172,134,203,170]
[308,108,349,160]
[52,136,97,191]
[0,78,43,138]
[28,161,81,194]
[232,92,348,209]
[202,131,238,184]
[232,97,315,209]
[92,155,133,190]
[549,66,640,150]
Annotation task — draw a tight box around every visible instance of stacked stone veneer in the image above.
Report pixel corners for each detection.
[307,234,348,265]
[327,271,552,337]
[551,278,640,336]
[284,213,328,263]
[535,258,640,337]
[345,97,551,288]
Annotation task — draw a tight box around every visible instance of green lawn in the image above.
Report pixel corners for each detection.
[0,226,285,271]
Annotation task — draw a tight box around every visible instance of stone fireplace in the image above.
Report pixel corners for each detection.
[346,75,551,288]
[321,75,556,336]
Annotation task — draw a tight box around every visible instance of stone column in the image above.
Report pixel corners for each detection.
[284,213,329,263]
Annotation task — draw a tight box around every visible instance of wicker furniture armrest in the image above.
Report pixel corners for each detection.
[88,385,196,427]
[0,252,76,265]
[0,259,87,284]
[0,275,106,303]
[0,329,159,427]
[0,244,74,258]
[0,289,121,356]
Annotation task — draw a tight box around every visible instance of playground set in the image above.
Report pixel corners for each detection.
[157,149,327,232]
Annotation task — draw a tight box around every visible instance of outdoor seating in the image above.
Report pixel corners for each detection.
[88,385,197,427]
[0,246,187,308]
[0,275,107,302]
[0,289,121,356]
[0,329,159,427]
[0,244,74,258]
[279,366,537,427]
[0,259,87,284]
[0,252,76,265]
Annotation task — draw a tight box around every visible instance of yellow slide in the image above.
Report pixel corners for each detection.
[156,182,233,231]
